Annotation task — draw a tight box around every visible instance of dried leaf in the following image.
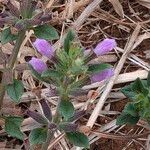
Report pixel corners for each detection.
[109,0,124,18]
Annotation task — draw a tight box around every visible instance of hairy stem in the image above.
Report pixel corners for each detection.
[41,78,70,149]
[0,30,26,111]
[41,99,61,150]
[8,30,26,68]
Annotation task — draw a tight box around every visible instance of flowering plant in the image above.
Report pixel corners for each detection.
[0,0,116,148]
[27,30,116,148]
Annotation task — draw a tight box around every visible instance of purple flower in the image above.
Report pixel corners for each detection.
[29,57,47,74]
[90,68,114,83]
[33,39,54,59]
[94,38,117,56]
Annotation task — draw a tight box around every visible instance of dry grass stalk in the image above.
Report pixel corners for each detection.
[73,0,103,30]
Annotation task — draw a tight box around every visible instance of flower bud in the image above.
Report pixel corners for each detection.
[33,39,54,59]
[94,38,117,56]
[29,57,47,74]
[90,68,114,83]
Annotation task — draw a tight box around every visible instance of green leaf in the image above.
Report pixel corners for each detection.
[6,79,24,103]
[42,69,62,79]
[147,72,150,87]
[64,29,75,53]
[1,27,17,44]
[66,132,89,148]
[29,128,47,145]
[88,63,112,74]
[5,116,24,140]
[59,100,75,120]
[123,103,138,117]
[34,24,59,40]
[69,46,83,59]
[116,113,139,125]
[132,78,148,96]
[121,84,136,100]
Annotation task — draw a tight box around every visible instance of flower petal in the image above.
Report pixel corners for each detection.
[94,38,117,56]
[90,68,114,83]
[33,39,54,59]
[29,57,47,74]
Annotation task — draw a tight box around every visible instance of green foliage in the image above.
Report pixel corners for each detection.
[66,132,89,148]
[132,78,148,96]
[64,29,75,53]
[116,113,139,125]
[147,72,150,87]
[20,0,34,19]
[6,79,24,103]
[29,128,47,145]
[123,103,138,117]
[117,72,150,125]
[42,69,62,79]
[59,100,75,120]
[41,69,63,85]
[1,27,17,44]
[5,116,24,140]
[28,29,115,148]
[121,84,136,100]
[88,63,112,74]
[34,24,59,40]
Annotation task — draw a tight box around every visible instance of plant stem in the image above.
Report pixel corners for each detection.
[8,30,26,68]
[0,30,26,111]
[41,78,70,149]
[41,99,61,150]
[0,84,5,110]
[41,130,54,150]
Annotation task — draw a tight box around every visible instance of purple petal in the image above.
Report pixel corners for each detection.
[90,68,114,83]
[33,39,54,59]
[94,38,117,56]
[29,57,47,74]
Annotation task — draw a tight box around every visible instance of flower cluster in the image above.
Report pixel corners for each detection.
[29,38,116,83]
